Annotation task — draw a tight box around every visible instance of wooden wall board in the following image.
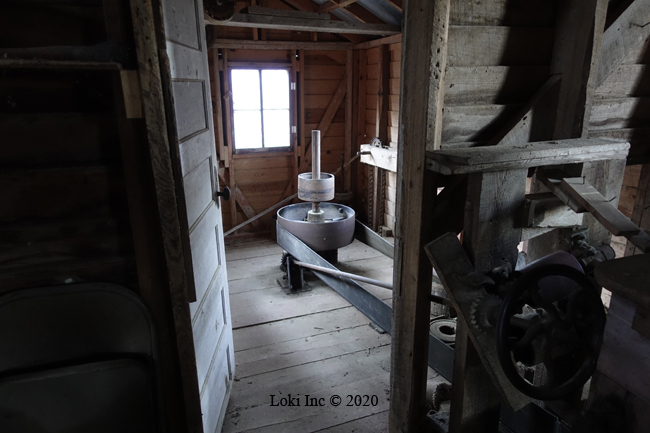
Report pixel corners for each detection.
[449,0,558,27]
[590,97,650,131]
[386,26,555,67]
[0,167,127,223]
[0,113,121,169]
[304,122,345,136]
[441,104,521,143]
[305,106,346,124]
[444,65,550,105]
[304,64,345,79]
[304,79,341,94]
[595,65,650,99]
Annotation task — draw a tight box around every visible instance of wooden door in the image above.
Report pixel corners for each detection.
[158,1,234,432]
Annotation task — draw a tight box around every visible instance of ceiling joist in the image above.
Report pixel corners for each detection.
[205,11,401,35]
[318,0,360,14]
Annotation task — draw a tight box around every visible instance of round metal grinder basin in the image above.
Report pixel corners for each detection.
[277,203,355,251]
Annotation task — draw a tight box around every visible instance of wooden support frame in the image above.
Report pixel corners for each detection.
[389,1,450,432]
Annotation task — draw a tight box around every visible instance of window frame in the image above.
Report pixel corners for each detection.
[227,63,295,155]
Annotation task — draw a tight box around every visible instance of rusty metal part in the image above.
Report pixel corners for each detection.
[497,264,606,400]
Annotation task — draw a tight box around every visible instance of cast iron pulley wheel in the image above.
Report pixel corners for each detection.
[496,264,606,400]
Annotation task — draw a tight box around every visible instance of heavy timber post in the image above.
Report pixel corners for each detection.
[389,0,450,432]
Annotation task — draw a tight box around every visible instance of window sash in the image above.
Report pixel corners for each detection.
[230,67,292,152]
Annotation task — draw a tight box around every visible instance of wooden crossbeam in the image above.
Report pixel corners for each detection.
[352,34,402,50]
[246,5,330,20]
[205,12,401,35]
[597,0,650,87]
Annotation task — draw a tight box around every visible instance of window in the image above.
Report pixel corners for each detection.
[230,68,292,151]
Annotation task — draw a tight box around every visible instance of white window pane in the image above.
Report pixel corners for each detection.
[231,69,260,110]
[234,110,262,149]
[263,110,290,148]
[262,69,290,110]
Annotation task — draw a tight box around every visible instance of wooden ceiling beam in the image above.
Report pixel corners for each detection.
[212,38,352,50]
[205,12,400,35]
[318,0,360,14]
[278,0,372,43]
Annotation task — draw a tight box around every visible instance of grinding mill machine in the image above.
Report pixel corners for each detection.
[277,130,355,256]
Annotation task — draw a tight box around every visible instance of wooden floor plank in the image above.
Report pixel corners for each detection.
[236,324,391,379]
[230,283,353,329]
[222,236,406,433]
[233,306,377,352]
[226,242,284,261]
[314,410,389,433]
[224,346,392,433]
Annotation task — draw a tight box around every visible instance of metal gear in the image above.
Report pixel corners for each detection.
[469,292,502,332]
[279,252,290,272]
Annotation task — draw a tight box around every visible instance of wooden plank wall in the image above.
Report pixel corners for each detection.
[589,33,650,226]
[0,73,136,290]
[361,0,559,233]
[210,48,347,233]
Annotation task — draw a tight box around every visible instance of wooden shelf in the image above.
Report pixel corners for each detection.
[425,138,630,175]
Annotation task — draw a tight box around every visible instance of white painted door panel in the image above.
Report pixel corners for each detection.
[159,0,234,431]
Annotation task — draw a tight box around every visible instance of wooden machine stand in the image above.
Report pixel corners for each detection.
[423,138,650,432]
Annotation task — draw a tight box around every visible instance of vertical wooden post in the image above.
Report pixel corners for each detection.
[356,49,367,217]
[389,0,450,432]
[299,49,306,166]
[251,0,259,40]
[449,169,527,433]
[345,49,353,192]
[291,49,300,188]
[372,44,390,231]
[222,50,237,233]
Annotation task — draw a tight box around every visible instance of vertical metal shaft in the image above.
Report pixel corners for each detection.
[312,130,321,181]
